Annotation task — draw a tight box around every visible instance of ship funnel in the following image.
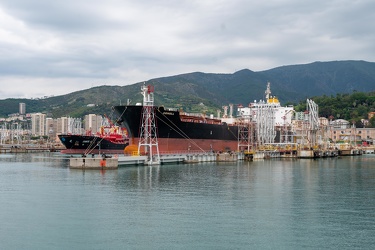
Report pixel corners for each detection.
[217,110,221,119]
[222,106,228,118]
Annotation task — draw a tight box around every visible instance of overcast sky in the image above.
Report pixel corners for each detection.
[0,0,374,99]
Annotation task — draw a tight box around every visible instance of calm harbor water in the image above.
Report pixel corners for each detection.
[1,153,375,249]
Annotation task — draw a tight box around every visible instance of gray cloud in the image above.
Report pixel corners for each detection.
[0,0,374,99]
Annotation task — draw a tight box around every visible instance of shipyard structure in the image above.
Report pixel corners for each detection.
[113,83,367,162]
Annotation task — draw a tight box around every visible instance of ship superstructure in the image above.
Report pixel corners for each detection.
[237,82,295,147]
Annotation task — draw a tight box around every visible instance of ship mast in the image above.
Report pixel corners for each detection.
[138,84,160,165]
[265,81,271,101]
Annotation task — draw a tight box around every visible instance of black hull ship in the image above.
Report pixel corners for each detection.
[113,105,239,153]
[58,126,129,155]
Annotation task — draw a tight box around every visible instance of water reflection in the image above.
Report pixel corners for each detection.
[1,153,375,249]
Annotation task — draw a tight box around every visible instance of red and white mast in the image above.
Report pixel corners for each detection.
[138,84,160,165]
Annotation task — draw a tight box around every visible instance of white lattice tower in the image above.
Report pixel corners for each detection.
[138,85,160,165]
[255,101,276,145]
[11,122,22,145]
[307,99,319,146]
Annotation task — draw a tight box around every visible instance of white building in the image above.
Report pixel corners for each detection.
[330,119,350,129]
[31,113,46,136]
[84,114,103,134]
[46,118,55,138]
[56,117,69,134]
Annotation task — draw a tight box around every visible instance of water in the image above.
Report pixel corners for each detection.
[1,153,375,249]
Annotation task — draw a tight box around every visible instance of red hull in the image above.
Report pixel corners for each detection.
[61,148,125,155]
[127,138,239,153]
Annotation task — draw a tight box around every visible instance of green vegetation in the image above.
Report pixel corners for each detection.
[294,91,375,127]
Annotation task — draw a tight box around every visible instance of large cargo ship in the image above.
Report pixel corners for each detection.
[113,104,239,153]
[58,126,129,155]
[113,83,294,154]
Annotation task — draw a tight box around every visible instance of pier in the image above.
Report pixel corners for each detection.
[70,156,119,169]
[69,145,372,169]
[69,151,245,169]
[0,145,61,153]
[68,144,372,169]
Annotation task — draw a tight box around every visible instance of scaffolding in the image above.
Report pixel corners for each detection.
[280,109,295,144]
[237,114,255,152]
[138,85,160,165]
[10,123,22,145]
[306,99,319,146]
[255,101,277,146]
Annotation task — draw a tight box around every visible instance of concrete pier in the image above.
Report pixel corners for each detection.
[298,150,315,158]
[70,157,118,169]
[116,152,244,165]
[339,149,362,156]
[244,148,340,160]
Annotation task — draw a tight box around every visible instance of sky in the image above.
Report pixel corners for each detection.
[0,0,374,99]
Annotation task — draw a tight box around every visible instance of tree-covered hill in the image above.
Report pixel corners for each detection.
[294,91,375,127]
[1,60,375,119]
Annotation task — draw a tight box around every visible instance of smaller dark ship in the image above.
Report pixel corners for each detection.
[58,125,129,155]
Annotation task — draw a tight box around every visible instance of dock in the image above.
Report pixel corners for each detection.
[68,143,374,169]
[0,145,61,153]
[118,152,243,165]
[69,151,245,169]
[70,145,375,169]
[70,156,119,169]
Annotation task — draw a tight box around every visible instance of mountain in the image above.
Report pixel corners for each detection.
[262,60,375,98]
[1,60,375,118]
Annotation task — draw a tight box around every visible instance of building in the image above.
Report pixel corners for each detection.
[46,118,56,138]
[31,113,46,136]
[56,117,69,134]
[19,103,26,115]
[84,114,103,134]
[326,119,375,144]
[330,119,350,129]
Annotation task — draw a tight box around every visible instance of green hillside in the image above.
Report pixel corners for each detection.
[1,60,375,119]
[294,91,375,128]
